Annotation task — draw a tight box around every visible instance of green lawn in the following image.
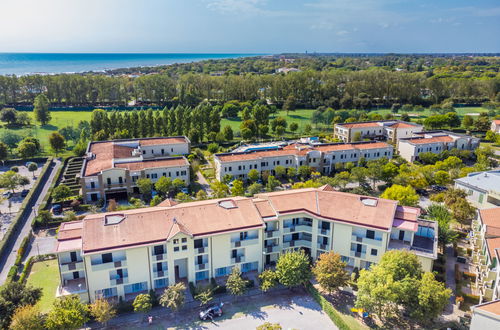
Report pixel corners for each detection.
[372,106,488,119]
[26,259,59,313]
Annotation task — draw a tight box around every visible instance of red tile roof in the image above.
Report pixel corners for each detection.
[474,299,500,316]
[114,157,189,171]
[338,122,381,128]
[402,136,454,145]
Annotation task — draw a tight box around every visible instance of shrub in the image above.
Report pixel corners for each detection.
[188,282,197,296]
[10,166,19,172]
[18,257,34,283]
[7,265,18,281]
[305,282,350,330]
[463,294,480,305]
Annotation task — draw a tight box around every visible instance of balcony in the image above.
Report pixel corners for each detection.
[152,253,167,262]
[265,244,280,254]
[283,240,311,249]
[92,259,127,271]
[106,183,126,189]
[57,278,87,297]
[154,270,168,278]
[283,225,312,234]
[60,261,84,273]
[195,247,208,254]
[351,234,383,247]
[110,276,129,286]
[195,262,208,271]
[231,238,258,248]
[317,243,328,251]
[265,230,280,239]
[231,256,245,264]
[350,250,366,259]
[317,228,330,236]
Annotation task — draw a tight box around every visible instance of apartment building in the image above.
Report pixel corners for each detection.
[80,137,191,203]
[470,207,500,303]
[455,170,500,209]
[334,120,423,143]
[397,131,480,162]
[491,120,500,134]
[214,141,393,181]
[55,185,437,303]
[471,300,500,329]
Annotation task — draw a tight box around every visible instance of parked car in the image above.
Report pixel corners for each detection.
[416,189,429,197]
[431,185,448,192]
[199,303,223,321]
[21,189,29,197]
[51,204,62,215]
[2,191,12,199]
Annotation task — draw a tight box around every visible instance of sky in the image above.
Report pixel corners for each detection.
[0,0,499,53]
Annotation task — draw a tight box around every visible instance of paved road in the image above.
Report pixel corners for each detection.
[0,158,61,285]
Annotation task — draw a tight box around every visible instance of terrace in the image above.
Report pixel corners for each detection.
[388,219,438,259]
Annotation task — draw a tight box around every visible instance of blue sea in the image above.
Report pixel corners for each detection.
[0,53,260,75]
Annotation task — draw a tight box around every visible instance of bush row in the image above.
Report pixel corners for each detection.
[14,230,33,266]
[0,157,52,260]
[305,282,351,330]
[18,256,34,283]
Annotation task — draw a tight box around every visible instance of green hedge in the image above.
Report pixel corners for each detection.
[14,230,33,266]
[306,282,351,330]
[18,256,34,284]
[0,158,53,260]
[7,265,18,282]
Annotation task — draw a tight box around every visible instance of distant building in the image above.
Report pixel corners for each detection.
[491,120,500,134]
[455,170,500,209]
[276,67,300,74]
[398,131,480,162]
[80,137,191,203]
[214,141,393,181]
[471,300,500,329]
[334,120,423,143]
[54,186,437,303]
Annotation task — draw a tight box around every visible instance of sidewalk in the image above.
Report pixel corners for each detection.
[0,158,61,285]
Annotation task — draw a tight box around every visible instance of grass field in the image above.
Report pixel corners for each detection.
[372,106,488,119]
[26,259,59,313]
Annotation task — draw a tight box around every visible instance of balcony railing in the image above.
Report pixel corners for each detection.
[283,225,312,234]
[195,262,208,271]
[317,243,328,251]
[110,276,129,286]
[92,259,127,272]
[60,261,84,273]
[318,228,330,236]
[283,240,311,249]
[231,256,245,264]
[57,278,87,297]
[152,253,167,261]
[351,234,383,247]
[154,270,167,278]
[195,247,208,254]
[265,245,280,253]
[350,250,366,259]
[231,238,258,248]
[265,230,280,238]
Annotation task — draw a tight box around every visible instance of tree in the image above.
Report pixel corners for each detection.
[64,211,77,222]
[196,189,207,200]
[133,293,152,314]
[259,269,278,292]
[33,94,51,125]
[283,95,296,115]
[0,108,19,125]
[248,169,260,182]
[137,178,153,201]
[450,197,476,228]
[90,298,116,327]
[194,288,213,307]
[266,175,280,192]
[210,181,229,198]
[226,266,248,297]
[150,195,163,206]
[175,192,191,202]
[27,162,38,178]
[207,143,219,154]
[247,183,263,195]
[0,282,42,329]
[352,131,362,142]
[298,165,312,179]
[9,305,44,330]
[0,142,8,162]
[0,131,23,151]
[17,141,38,159]
[275,250,311,288]
[312,251,349,295]
[409,272,452,322]
[274,165,286,178]
[52,184,72,201]
[380,184,419,207]
[286,167,297,179]
[223,125,234,141]
[289,122,298,133]
[48,132,65,155]
[155,176,172,197]
[0,171,28,193]
[160,282,186,312]
[462,115,474,129]
[427,203,457,250]
[433,170,450,185]
[45,295,89,330]
[231,179,245,196]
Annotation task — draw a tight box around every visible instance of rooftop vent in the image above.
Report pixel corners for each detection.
[360,197,378,207]
[105,214,126,225]
[218,200,237,209]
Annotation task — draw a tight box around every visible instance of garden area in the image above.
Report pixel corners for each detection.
[26,258,59,313]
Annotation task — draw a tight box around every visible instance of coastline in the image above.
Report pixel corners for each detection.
[0,53,266,76]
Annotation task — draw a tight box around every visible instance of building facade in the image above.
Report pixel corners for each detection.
[80,137,191,203]
[214,141,393,181]
[471,300,500,329]
[55,186,437,303]
[470,207,500,303]
[397,131,480,162]
[491,120,500,134]
[455,170,500,209]
[334,120,423,143]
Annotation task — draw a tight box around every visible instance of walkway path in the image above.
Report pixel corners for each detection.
[196,170,212,197]
[0,158,61,285]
